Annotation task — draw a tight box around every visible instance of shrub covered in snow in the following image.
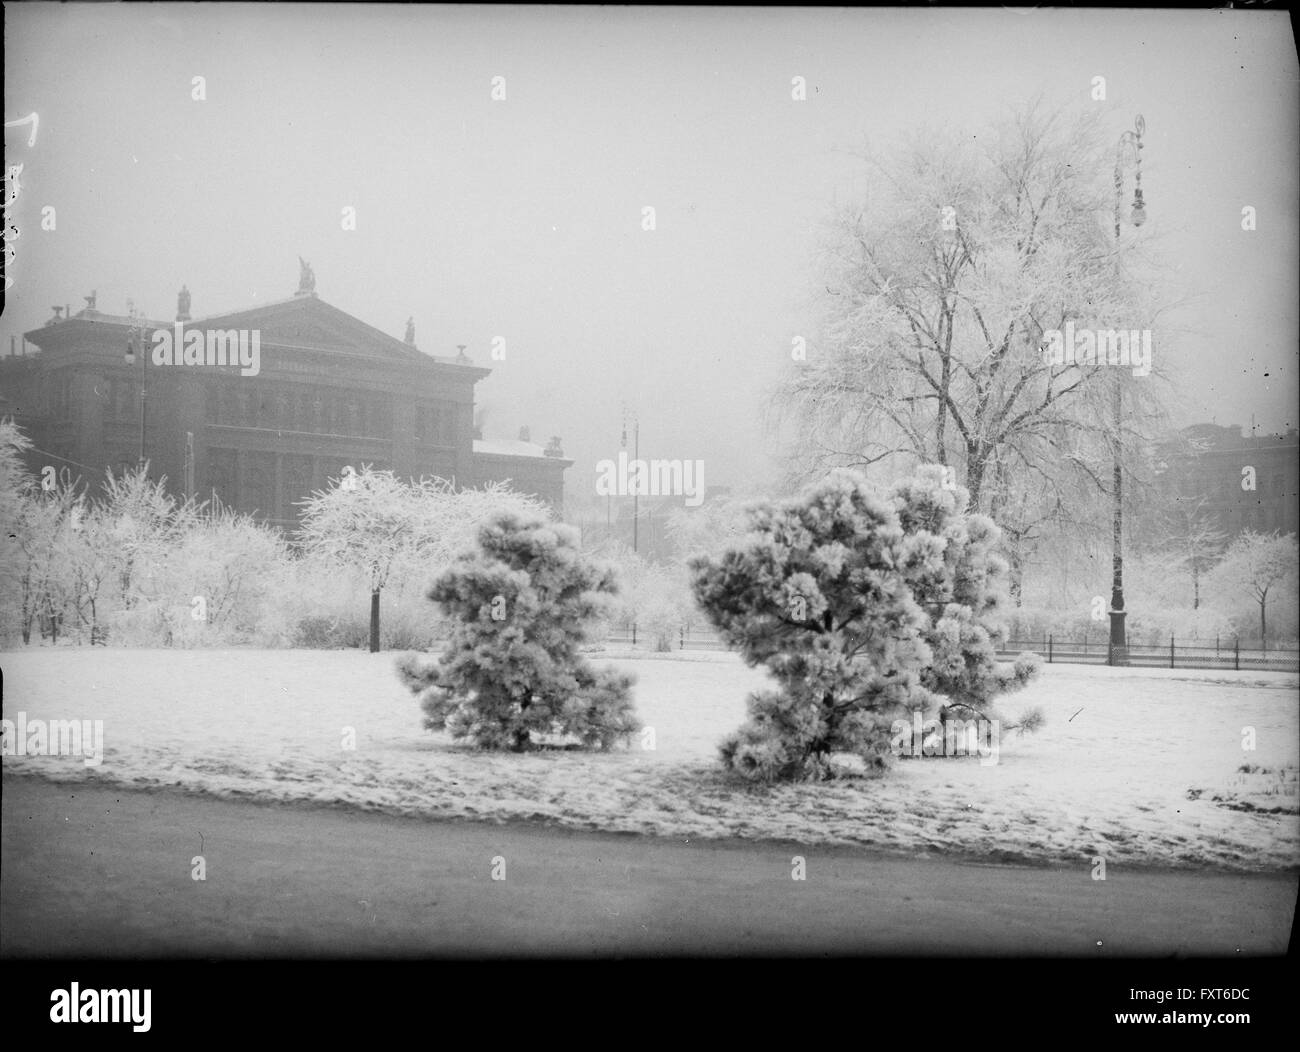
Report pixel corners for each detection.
[398,511,640,751]
[0,443,288,648]
[690,465,1040,781]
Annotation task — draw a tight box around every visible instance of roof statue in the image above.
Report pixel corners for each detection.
[177,284,191,322]
[404,317,415,345]
[296,257,316,296]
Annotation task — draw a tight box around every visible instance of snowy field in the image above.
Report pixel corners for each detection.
[2,647,1297,871]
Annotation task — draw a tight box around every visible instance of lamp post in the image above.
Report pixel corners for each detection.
[621,405,639,554]
[123,301,148,469]
[621,405,639,647]
[1108,115,1146,665]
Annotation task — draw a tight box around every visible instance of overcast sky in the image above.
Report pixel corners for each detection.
[4,5,1297,499]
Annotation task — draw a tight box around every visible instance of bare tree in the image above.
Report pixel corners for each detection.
[297,468,546,653]
[1156,496,1228,611]
[1208,531,1299,645]
[770,102,1172,548]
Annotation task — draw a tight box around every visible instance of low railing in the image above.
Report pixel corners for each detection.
[1005,635,1299,673]
[601,627,1300,673]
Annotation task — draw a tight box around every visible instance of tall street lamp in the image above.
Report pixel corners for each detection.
[1109,114,1146,665]
[621,405,639,554]
[621,404,640,647]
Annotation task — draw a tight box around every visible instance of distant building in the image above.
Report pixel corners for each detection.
[0,274,571,527]
[1154,423,1298,539]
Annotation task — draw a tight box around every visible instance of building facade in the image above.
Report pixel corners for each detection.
[0,276,570,527]
[1154,423,1299,540]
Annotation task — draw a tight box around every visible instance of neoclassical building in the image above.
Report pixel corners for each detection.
[0,268,570,527]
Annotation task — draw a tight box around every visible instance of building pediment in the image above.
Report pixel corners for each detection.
[194,295,420,361]
[26,286,486,377]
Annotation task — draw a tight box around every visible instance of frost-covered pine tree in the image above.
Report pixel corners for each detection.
[397,511,639,751]
[690,466,1040,782]
[889,465,1041,733]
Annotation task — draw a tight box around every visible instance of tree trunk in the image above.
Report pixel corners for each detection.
[1006,538,1024,607]
[369,589,381,653]
[965,441,987,511]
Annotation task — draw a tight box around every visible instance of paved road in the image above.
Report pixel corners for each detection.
[2,775,1294,956]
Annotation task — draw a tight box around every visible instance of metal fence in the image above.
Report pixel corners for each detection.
[604,626,729,651]
[1002,635,1299,673]
[604,627,1300,673]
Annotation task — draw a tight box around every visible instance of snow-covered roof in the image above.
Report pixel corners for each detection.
[473,438,550,459]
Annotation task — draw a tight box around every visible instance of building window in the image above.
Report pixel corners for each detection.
[208,448,238,508]
[54,373,72,418]
[243,451,276,517]
[107,379,134,421]
[283,454,313,520]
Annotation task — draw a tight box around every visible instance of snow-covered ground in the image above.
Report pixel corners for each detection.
[2,647,1296,871]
